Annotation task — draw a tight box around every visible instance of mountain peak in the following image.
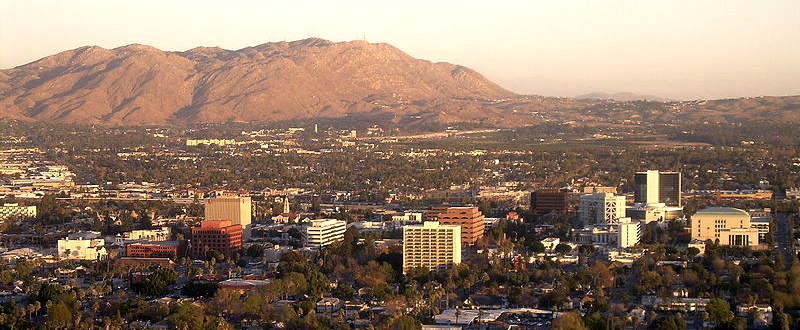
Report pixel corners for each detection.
[290,37,334,47]
[113,44,160,52]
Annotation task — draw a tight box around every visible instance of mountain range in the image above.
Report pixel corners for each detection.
[1,38,798,127]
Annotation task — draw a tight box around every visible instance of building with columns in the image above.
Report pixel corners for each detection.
[691,207,758,246]
[575,217,641,248]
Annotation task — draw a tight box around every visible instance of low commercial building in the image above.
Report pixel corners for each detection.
[541,237,560,251]
[125,241,186,259]
[190,220,243,258]
[626,203,684,223]
[219,279,272,293]
[642,296,710,312]
[124,227,171,241]
[57,232,107,260]
[391,212,423,223]
[115,257,174,268]
[186,139,235,146]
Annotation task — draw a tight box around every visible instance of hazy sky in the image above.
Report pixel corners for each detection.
[1,0,798,100]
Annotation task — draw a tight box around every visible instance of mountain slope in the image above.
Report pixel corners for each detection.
[1,39,798,127]
[0,38,516,125]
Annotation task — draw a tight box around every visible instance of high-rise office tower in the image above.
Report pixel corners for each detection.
[436,206,485,246]
[530,189,569,214]
[633,170,681,207]
[205,197,252,239]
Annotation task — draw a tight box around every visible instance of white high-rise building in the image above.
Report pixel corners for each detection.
[403,221,461,274]
[305,219,347,248]
[205,197,252,239]
[617,220,642,248]
[579,193,627,224]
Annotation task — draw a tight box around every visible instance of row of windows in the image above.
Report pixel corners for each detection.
[192,244,239,249]
[195,233,241,238]
[405,262,455,267]
[404,255,455,259]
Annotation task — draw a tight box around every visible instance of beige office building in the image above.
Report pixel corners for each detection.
[305,219,347,248]
[691,207,759,246]
[205,197,252,238]
[0,203,37,221]
[403,222,461,274]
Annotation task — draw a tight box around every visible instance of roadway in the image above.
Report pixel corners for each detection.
[773,212,795,271]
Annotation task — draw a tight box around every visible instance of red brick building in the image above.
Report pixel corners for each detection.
[190,220,243,258]
[125,241,186,259]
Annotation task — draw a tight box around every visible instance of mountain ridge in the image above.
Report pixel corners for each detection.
[1,38,799,127]
[0,38,519,126]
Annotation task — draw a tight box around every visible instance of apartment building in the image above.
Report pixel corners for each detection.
[403,222,461,274]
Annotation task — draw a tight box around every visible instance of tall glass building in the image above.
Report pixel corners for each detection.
[633,170,681,207]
